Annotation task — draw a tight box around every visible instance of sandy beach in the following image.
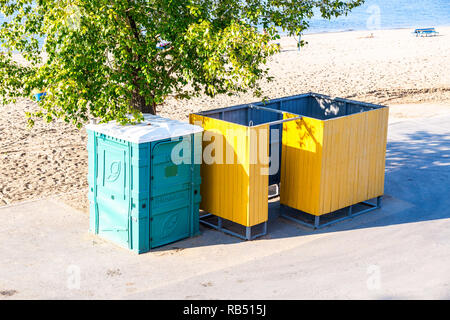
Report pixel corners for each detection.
[1,27,449,212]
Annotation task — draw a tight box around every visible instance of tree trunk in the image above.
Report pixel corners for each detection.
[131,91,156,115]
[125,13,156,115]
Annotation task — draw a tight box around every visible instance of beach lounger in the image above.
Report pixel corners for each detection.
[413,28,439,37]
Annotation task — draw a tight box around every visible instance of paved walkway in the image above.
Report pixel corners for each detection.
[1,106,449,299]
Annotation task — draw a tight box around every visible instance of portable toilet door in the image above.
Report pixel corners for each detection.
[94,135,131,247]
[149,137,199,248]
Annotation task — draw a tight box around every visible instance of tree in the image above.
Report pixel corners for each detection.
[0,0,363,127]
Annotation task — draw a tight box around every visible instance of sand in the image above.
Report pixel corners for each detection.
[1,27,449,212]
[0,99,88,209]
[160,27,450,119]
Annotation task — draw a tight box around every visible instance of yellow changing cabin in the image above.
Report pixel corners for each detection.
[191,92,388,234]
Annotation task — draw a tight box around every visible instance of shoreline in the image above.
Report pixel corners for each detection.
[299,23,450,36]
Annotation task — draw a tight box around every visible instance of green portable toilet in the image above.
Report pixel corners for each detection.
[86,115,203,253]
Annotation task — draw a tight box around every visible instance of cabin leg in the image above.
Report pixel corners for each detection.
[377,196,382,208]
[246,227,251,240]
[314,216,320,229]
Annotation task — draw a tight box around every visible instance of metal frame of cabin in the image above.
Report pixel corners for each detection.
[280,196,382,229]
[200,213,268,240]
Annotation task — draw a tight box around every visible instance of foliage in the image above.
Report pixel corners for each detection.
[0,0,363,127]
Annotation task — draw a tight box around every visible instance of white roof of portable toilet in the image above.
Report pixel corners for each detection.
[86,114,203,144]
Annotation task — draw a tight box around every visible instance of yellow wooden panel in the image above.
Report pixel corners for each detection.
[280,113,324,215]
[319,108,389,215]
[319,118,333,214]
[338,116,353,209]
[248,125,270,226]
[366,109,380,200]
[189,114,269,227]
[357,112,370,203]
[328,118,341,212]
[373,107,389,198]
